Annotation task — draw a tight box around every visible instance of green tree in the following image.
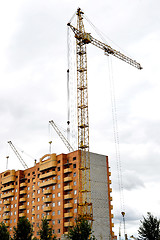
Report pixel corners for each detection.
[68,217,96,240]
[39,218,57,240]
[12,216,33,240]
[138,212,160,240]
[0,222,10,240]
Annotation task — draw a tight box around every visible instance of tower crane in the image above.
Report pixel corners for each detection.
[8,141,28,169]
[49,120,74,152]
[68,8,142,223]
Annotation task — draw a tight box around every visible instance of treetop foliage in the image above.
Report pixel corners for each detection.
[39,217,57,240]
[12,216,33,240]
[0,222,10,240]
[138,212,160,240]
[68,217,96,240]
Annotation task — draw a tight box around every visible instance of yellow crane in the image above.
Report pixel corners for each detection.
[68,7,142,223]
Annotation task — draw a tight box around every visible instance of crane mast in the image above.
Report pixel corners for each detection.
[8,141,28,169]
[75,8,92,220]
[68,7,142,223]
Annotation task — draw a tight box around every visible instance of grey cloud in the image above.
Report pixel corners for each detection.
[6,1,68,71]
[114,208,141,223]
[111,170,145,192]
[123,170,145,191]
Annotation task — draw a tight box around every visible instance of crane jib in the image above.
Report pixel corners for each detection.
[68,22,142,70]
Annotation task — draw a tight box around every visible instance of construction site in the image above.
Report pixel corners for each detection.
[0,7,142,240]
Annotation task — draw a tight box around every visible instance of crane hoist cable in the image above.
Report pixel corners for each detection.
[83,13,133,60]
[108,57,127,240]
[67,26,71,142]
[67,25,78,150]
[108,57,125,211]
[119,222,122,240]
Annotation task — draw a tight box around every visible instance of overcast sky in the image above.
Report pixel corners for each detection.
[0,0,160,239]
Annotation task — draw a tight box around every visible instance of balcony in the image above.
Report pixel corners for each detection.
[3,215,10,220]
[31,218,35,223]
[20,182,27,188]
[19,197,27,202]
[32,186,35,191]
[46,215,52,220]
[64,212,73,218]
[2,170,15,185]
[19,205,26,210]
[19,213,25,217]
[32,202,35,207]
[44,189,52,195]
[44,206,52,212]
[64,194,73,200]
[39,179,56,188]
[64,221,73,227]
[33,179,36,183]
[40,171,56,180]
[32,194,35,199]
[32,210,35,215]
[39,154,57,171]
[43,197,52,203]
[64,185,73,191]
[4,207,10,213]
[5,222,9,227]
[64,177,72,182]
[109,188,112,193]
[64,203,73,209]
[20,190,27,195]
[2,185,14,192]
[1,192,14,199]
[64,168,72,174]
[4,200,10,205]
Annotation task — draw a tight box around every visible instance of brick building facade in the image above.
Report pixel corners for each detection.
[0,151,115,239]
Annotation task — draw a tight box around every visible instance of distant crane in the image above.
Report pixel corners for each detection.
[68,7,142,225]
[130,236,137,240]
[49,120,74,152]
[6,156,9,170]
[8,141,28,169]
